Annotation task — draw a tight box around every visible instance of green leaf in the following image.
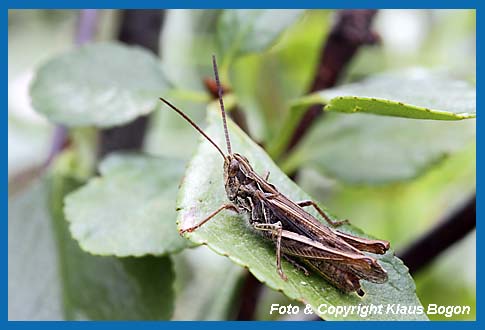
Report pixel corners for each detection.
[282,112,475,184]
[50,167,175,320]
[217,10,304,70]
[8,173,175,320]
[30,42,170,127]
[270,70,476,159]
[176,107,426,320]
[319,69,475,120]
[65,153,190,257]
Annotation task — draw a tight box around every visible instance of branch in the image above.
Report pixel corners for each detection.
[285,10,380,154]
[397,195,476,275]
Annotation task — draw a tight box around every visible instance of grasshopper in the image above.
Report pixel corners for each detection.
[160,55,390,296]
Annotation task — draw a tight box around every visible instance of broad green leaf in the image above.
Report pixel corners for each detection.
[65,153,190,257]
[30,42,170,127]
[50,167,175,320]
[172,246,245,320]
[8,174,175,320]
[177,107,426,320]
[270,70,476,159]
[319,69,475,119]
[217,10,304,71]
[282,112,475,184]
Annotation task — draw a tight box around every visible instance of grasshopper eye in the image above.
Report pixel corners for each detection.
[229,159,239,176]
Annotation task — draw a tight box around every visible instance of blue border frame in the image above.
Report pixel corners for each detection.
[5,0,480,328]
[3,0,480,9]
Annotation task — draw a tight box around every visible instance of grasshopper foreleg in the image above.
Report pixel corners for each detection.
[296,200,349,227]
[179,203,239,235]
[253,221,288,281]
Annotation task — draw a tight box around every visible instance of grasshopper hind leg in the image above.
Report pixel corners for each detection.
[296,200,349,227]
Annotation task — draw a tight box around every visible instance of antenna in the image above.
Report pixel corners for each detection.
[159,97,226,159]
[212,55,232,155]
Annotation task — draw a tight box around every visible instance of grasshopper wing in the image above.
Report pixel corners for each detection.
[280,230,388,284]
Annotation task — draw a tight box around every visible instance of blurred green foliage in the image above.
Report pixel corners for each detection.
[8,9,475,320]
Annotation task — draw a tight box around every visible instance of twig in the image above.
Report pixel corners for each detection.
[398,195,476,275]
[285,10,380,154]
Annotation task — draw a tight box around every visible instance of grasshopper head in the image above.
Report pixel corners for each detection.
[223,153,254,201]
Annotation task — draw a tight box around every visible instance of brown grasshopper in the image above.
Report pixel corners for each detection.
[159,55,390,296]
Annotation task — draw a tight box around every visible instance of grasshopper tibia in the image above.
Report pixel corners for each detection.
[179,203,239,235]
